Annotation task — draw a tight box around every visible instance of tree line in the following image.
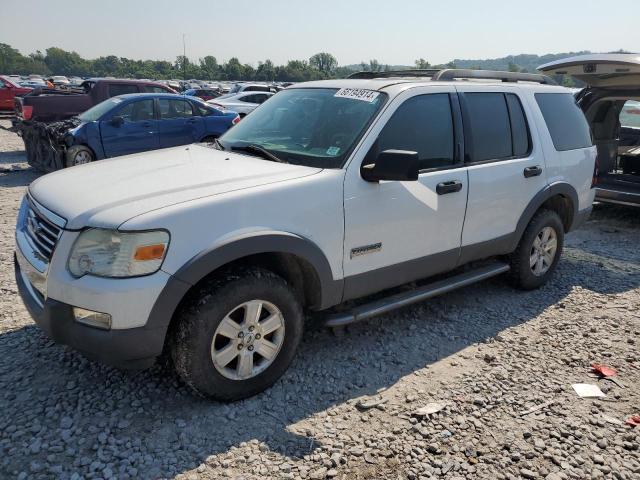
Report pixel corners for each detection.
[0,44,372,82]
[1,43,592,85]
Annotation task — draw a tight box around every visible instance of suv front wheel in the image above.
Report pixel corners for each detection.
[170,267,304,401]
[509,209,564,290]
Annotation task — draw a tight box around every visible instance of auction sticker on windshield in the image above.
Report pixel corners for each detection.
[334,88,380,103]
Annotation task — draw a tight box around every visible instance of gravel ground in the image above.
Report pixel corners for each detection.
[0,118,638,480]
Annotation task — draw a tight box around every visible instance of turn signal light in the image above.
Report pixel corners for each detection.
[133,244,166,261]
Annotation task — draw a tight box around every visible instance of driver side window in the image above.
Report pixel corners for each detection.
[377,94,455,170]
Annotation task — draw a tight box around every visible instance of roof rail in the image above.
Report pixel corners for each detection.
[347,69,441,79]
[432,69,557,85]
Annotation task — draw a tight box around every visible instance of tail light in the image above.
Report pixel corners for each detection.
[592,157,599,187]
[21,105,33,121]
[232,115,241,125]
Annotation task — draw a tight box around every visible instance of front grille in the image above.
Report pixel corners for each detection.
[24,203,62,260]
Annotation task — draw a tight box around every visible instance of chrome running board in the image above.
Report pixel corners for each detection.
[325,262,510,327]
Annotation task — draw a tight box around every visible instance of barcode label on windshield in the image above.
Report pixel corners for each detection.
[334,88,380,103]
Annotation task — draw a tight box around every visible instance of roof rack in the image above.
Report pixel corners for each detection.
[347,69,441,79]
[432,69,557,84]
[347,68,557,85]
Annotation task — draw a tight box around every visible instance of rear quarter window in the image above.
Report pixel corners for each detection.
[535,93,592,151]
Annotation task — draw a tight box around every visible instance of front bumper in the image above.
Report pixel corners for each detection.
[15,254,167,369]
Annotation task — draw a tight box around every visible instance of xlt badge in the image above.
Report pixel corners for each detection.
[350,242,382,259]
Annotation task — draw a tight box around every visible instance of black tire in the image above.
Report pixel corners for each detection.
[65,145,94,168]
[508,209,564,290]
[170,267,304,401]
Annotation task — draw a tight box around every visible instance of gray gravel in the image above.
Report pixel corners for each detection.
[0,119,638,479]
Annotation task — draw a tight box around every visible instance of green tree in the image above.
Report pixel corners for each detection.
[415,58,431,69]
[368,59,382,72]
[174,55,189,79]
[223,57,244,80]
[199,56,219,80]
[309,52,337,75]
[44,47,89,76]
[508,61,520,72]
[255,60,276,81]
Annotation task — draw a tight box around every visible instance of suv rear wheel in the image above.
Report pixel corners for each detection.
[509,209,564,290]
[170,267,303,401]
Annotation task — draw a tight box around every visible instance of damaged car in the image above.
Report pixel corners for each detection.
[62,93,240,167]
[540,53,640,206]
[14,78,177,171]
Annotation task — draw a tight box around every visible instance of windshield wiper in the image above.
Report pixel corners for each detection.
[231,144,288,163]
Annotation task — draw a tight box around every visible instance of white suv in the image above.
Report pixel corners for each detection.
[15,70,596,401]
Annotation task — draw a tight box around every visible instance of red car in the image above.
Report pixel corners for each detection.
[0,76,32,111]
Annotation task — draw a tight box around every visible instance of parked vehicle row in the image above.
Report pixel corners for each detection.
[15,64,597,401]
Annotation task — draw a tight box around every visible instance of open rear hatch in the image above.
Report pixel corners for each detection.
[540,54,640,202]
[538,53,640,89]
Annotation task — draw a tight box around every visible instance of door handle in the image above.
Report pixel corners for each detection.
[187,118,197,124]
[436,181,463,195]
[524,166,543,178]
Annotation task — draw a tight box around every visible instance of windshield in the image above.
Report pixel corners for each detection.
[78,97,124,122]
[219,88,387,168]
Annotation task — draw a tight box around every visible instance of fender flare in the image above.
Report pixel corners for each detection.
[145,231,343,336]
[510,181,579,250]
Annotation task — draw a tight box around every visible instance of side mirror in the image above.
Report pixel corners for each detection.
[111,116,124,127]
[361,149,419,182]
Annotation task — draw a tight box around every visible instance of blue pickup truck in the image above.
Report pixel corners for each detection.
[63,93,240,168]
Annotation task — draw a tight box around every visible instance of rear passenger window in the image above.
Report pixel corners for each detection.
[159,99,194,118]
[463,92,532,162]
[377,94,455,170]
[535,93,592,151]
[108,84,140,97]
[464,93,512,161]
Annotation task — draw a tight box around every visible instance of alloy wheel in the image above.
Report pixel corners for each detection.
[210,300,285,380]
[529,226,558,276]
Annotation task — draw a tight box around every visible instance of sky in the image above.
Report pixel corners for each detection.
[3,0,638,66]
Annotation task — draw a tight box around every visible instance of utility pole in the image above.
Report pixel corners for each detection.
[182,33,186,81]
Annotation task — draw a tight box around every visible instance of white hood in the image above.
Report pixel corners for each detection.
[29,145,321,229]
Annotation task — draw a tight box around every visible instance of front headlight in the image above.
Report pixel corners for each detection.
[68,229,169,278]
